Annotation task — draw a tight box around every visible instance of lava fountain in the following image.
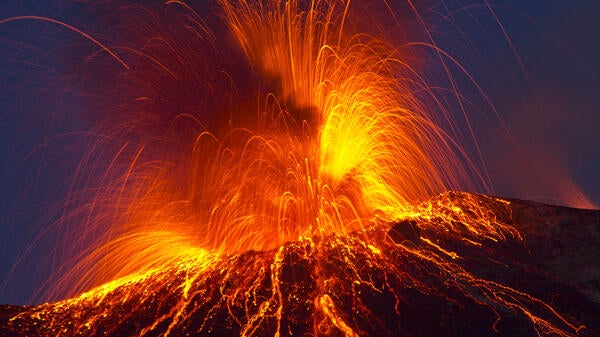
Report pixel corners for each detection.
[0,1,597,336]
[50,0,487,296]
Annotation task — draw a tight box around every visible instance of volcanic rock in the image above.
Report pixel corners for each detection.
[1,192,598,336]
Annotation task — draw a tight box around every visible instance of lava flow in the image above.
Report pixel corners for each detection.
[2,193,599,336]
[0,1,598,336]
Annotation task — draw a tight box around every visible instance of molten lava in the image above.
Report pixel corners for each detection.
[2,193,598,336]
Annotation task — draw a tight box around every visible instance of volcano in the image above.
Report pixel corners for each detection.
[1,1,599,336]
[1,192,598,336]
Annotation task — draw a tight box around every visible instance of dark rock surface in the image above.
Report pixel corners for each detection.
[1,192,598,336]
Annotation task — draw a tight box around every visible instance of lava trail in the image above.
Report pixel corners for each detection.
[1,193,598,336]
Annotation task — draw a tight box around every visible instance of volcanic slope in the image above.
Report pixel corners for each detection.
[1,192,598,336]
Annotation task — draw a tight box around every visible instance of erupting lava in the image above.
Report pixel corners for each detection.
[0,1,598,336]
[71,0,485,291]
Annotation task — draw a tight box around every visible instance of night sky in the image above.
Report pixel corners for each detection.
[1,1,599,305]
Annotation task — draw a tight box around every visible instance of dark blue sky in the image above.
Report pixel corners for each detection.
[1,1,599,305]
